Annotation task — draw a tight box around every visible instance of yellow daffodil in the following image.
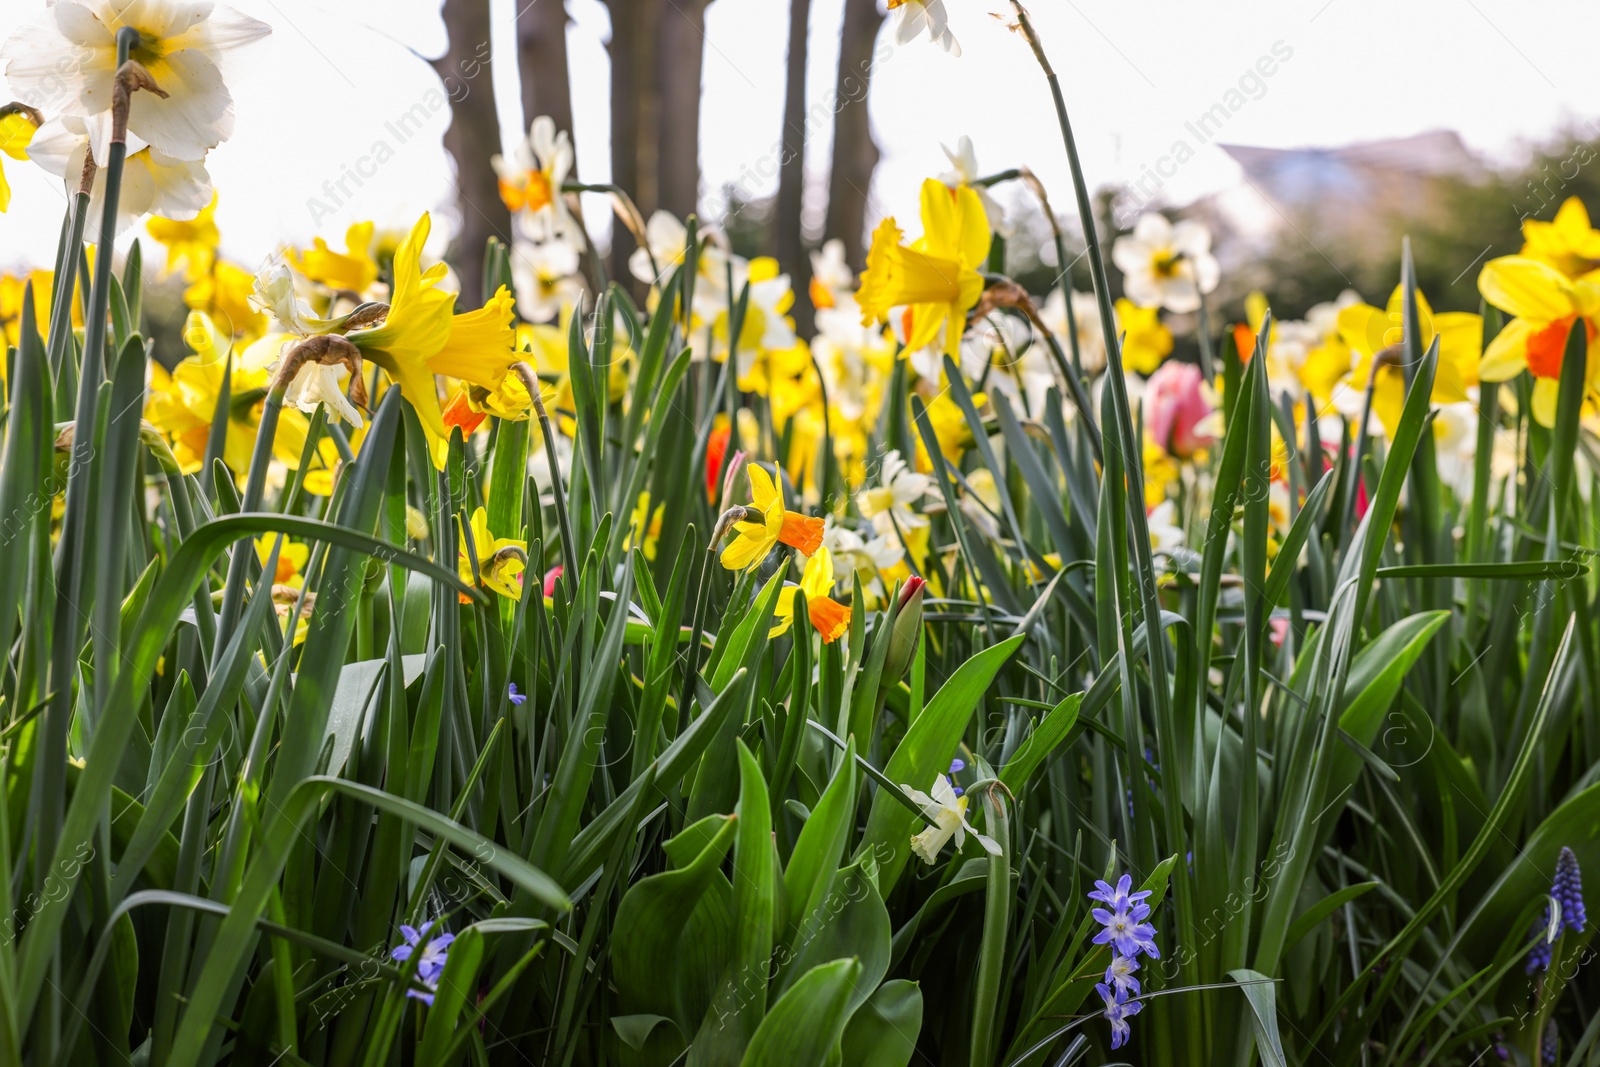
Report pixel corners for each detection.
[914,389,977,471]
[348,214,517,467]
[458,506,527,601]
[1336,286,1480,437]
[771,547,852,643]
[1116,298,1173,374]
[147,193,220,281]
[624,491,665,561]
[1520,197,1600,280]
[0,270,51,348]
[720,464,825,571]
[146,311,273,476]
[0,108,38,213]
[185,261,267,341]
[293,221,379,293]
[1477,255,1600,426]
[857,178,990,358]
[256,534,310,588]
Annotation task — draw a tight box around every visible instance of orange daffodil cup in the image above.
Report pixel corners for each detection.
[855,177,991,359]
[719,464,826,571]
[1477,254,1600,426]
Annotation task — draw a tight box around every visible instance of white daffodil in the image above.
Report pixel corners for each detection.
[1147,500,1185,559]
[809,238,855,310]
[902,774,1000,864]
[890,0,960,56]
[2,0,270,166]
[28,115,210,241]
[1040,288,1110,377]
[716,257,797,380]
[511,238,583,323]
[823,521,903,602]
[940,136,1008,235]
[627,209,729,299]
[493,115,573,240]
[1431,399,1478,502]
[858,449,932,537]
[284,359,362,428]
[250,257,322,336]
[1111,213,1220,314]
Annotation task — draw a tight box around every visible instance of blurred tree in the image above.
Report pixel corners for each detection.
[777,0,812,334]
[656,0,711,223]
[434,0,511,308]
[516,0,575,155]
[823,0,884,273]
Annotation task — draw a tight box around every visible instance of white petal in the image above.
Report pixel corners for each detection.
[125,47,234,161]
[1131,213,1172,244]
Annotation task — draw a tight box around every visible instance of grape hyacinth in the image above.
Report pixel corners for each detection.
[1526,846,1586,974]
[390,921,455,1005]
[1088,873,1159,1049]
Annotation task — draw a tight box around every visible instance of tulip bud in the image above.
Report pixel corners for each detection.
[542,565,563,598]
[881,576,926,687]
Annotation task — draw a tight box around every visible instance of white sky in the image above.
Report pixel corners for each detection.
[1,0,1597,272]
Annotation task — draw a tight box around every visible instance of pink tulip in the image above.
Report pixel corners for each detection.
[543,565,563,598]
[1145,361,1214,459]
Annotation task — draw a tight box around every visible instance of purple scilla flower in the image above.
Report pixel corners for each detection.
[952,786,964,797]
[391,922,455,1004]
[1096,982,1142,1050]
[949,758,965,774]
[1554,846,1586,931]
[1104,953,1141,997]
[508,682,527,706]
[1088,874,1152,916]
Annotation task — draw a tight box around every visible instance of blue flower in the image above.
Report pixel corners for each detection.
[508,682,527,706]
[1092,905,1160,959]
[948,757,965,774]
[391,922,455,1004]
[1554,846,1586,931]
[1088,874,1152,915]
[1096,981,1142,1050]
[1103,953,1141,997]
[1527,846,1588,973]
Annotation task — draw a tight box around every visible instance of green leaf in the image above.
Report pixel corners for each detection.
[856,634,1024,893]
[837,980,922,1067]
[1227,968,1287,1067]
[1283,882,1379,954]
[739,958,862,1067]
[418,927,485,1067]
[999,693,1082,795]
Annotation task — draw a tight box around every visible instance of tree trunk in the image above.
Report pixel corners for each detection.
[433,0,511,309]
[655,0,709,223]
[823,0,884,273]
[777,0,812,334]
[602,0,662,287]
[516,0,575,149]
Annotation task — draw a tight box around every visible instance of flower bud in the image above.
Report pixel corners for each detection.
[882,576,925,686]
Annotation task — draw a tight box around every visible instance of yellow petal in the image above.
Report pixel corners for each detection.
[1478,317,1533,382]
[1532,374,1561,427]
[1478,256,1574,322]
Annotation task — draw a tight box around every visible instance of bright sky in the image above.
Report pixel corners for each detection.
[1,0,1597,273]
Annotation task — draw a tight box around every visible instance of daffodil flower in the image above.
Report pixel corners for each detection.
[1520,197,1600,280]
[939,135,1007,234]
[347,213,516,467]
[511,237,583,323]
[1,0,271,165]
[857,449,931,538]
[1111,214,1219,314]
[1478,255,1600,426]
[1335,286,1480,436]
[493,116,573,239]
[0,107,38,214]
[293,221,380,294]
[624,491,665,562]
[856,178,991,358]
[147,192,220,280]
[457,507,527,601]
[770,547,851,643]
[255,535,310,589]
[1114,299,1173,375]
[719,464,824,571]
[888,0,960,55]
[28,115,213,242]
[901,773,1001,864]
